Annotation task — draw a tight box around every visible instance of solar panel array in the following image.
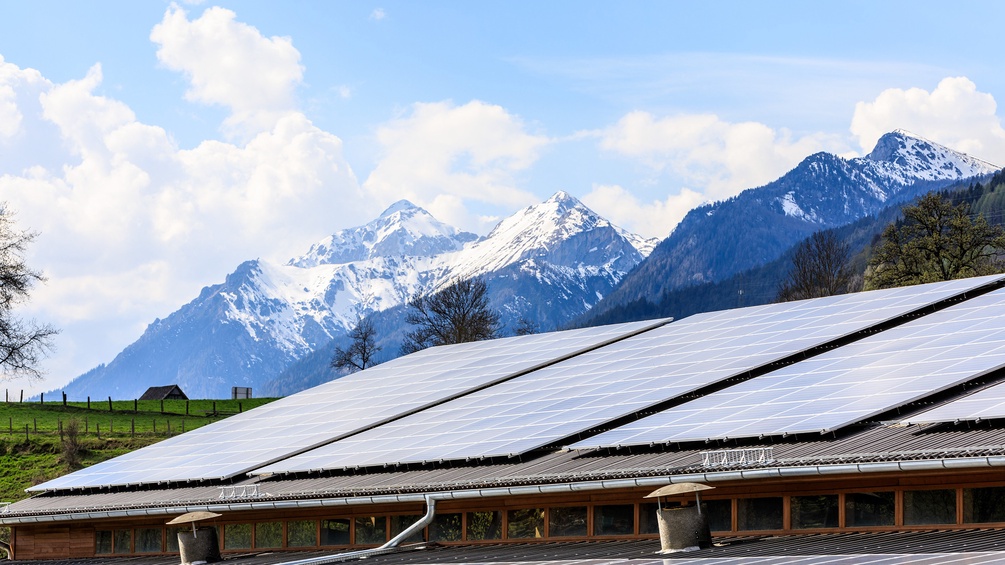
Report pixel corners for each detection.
[30,319,664,492]
[902,380,1005,425]
[572,284,1005,448]
[253,276,1002,474]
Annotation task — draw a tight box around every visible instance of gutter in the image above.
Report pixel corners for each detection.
[5,455,1005,528]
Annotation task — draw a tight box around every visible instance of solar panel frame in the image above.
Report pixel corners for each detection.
[30,318,667,492]
[254,275,1005,474]
[572,283,1005,448]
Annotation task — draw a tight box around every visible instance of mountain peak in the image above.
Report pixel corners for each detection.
[379,200,420,218]
[863,130,999,181]
[288,201,477,268]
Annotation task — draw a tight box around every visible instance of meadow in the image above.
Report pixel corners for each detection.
[0,397,277,503]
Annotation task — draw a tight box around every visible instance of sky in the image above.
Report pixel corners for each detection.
[2,1,1005,394]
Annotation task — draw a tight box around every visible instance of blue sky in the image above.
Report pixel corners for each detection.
[2,1,1005,391]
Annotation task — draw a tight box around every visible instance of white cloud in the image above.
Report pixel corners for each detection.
[599,111,849,203]
[150,5,304,139]
[370,8,386,21]
[363,100,550,232]
[581,183,704,239]
[1,55,359,391]
[851,77,1005,164]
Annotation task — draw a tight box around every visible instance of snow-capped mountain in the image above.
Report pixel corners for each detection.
[596,130,1000,310]
[289,200,478,267]
[59,194,655,400]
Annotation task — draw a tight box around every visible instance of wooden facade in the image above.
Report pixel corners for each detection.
[11,467,1005,560]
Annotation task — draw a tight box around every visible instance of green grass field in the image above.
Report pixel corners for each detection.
[0,397,277,503]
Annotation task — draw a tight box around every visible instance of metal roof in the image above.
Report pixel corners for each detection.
[7,420,1005,521]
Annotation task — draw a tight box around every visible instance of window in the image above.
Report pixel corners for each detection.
[165,527,183,552]
[95,530,112,554]
[320,518,350,546]
[466,511,502,540]
[429,513,462,542]
[224,523,252,550]
[904,489,956,525]
[791,495,838,529]
[390,515,424,543]
[507,508,544,539]
[287,520,317,548]
[594,504,635,536]
[549,506,587,537]
[255,522,282,548]
[135,528,162,553]
[354,516,387,545]
[705,499,732,532]
[639,503,659,535]
[113,529,132,554]
[845,491,895,527]
[737,497,782,531]
[965,487,1005,523]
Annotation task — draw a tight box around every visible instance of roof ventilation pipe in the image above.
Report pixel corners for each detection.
[273,494,442,565]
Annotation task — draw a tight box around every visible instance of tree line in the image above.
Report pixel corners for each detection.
[778,188,1005,302]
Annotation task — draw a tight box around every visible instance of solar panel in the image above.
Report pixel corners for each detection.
[572,282,1005,448]
[901,379,1005,425]
[29,319,664,492]
[253,275,1004,474]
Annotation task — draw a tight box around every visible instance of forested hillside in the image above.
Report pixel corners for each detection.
[578,169,1005,327]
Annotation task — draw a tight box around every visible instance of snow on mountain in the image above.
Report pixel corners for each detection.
[444,191,657,282]
[59,193,653,399]
[864,129,999,184]
[289,200,479,267]
[596,130,1001,310]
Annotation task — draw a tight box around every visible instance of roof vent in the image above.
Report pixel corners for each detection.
[700,447,774,468]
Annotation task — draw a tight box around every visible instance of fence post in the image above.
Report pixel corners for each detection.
[20,390,23,403]
[108,396,112,412]
[63,391,67,407]
[213,401,217,416]
[134,399,138,413]
[96,423,100,439]
[167,420,171,436]
[153,420,157,434]
[85,417,88,434]
[87,396,90,410]
[186,401,189,416]
[239,402,242,413]
[39,392,43,405]
[160,399,164,414]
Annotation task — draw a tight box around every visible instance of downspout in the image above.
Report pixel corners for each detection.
[272,494,442,565]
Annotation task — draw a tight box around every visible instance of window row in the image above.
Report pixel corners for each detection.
[94,486,1005,554]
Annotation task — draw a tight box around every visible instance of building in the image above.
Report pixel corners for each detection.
[6,275,1005,562]
[138,385,189,401]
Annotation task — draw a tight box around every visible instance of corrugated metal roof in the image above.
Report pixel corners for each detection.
[8,420,1005,520]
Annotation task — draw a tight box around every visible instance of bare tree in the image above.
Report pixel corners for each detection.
[513,317,539,336]
[777,231,854,301]
[331,317,382,374]
[1,205,57,380]
[401,277,500,354]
